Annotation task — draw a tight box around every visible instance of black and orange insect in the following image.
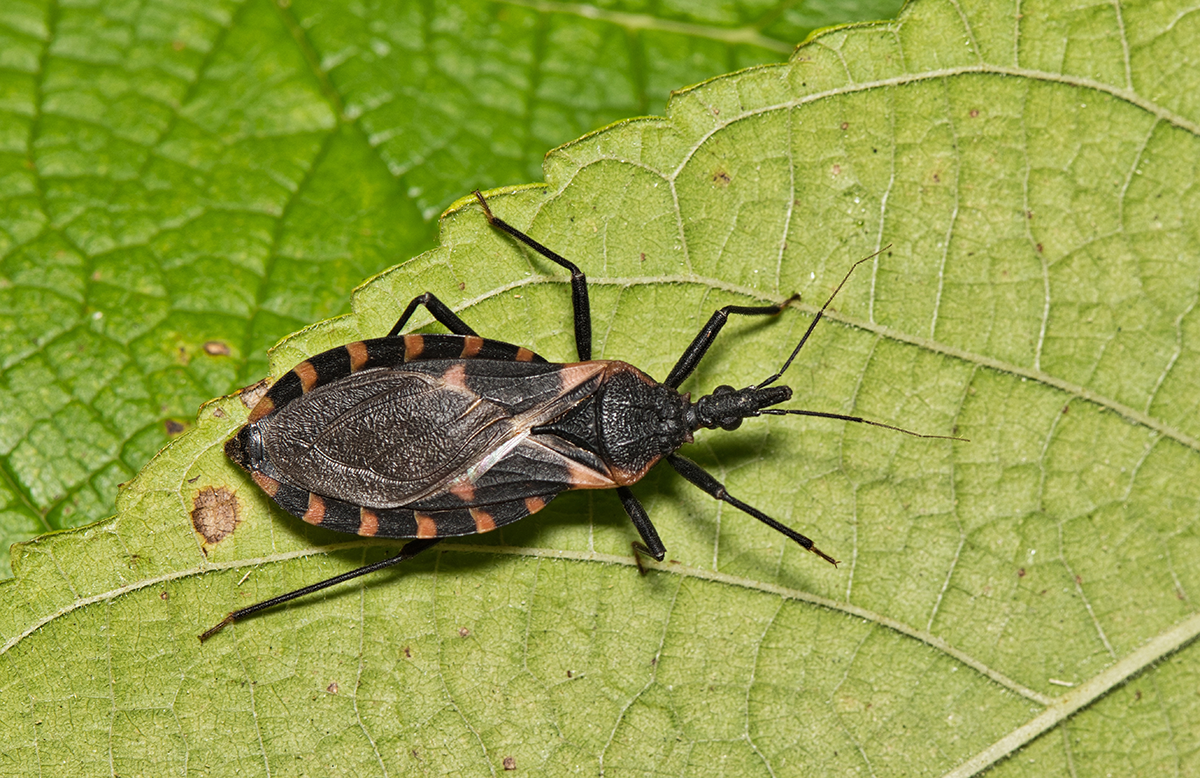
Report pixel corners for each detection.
[200,191,958,640]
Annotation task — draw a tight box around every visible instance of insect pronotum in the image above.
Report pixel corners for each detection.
[200,191,962,641]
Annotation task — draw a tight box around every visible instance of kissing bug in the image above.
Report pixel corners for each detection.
[201,191,960,641]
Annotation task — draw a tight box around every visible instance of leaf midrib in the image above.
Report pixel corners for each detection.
[12,536,1199,745]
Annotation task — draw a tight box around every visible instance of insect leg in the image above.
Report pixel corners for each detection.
[664,297,798,389]
[198,538,441,642]
[666,454,838,566]
[474,191,592,361]
[617,485,666,575]
[387,292,480,338]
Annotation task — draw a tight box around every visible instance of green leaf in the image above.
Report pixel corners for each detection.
[4,1,1200,777]
[0,0,888,574]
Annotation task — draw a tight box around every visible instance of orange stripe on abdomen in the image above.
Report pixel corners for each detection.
[470,507,496,533]
[460,336,484,358]
[359,507,380,537]
[303,493,326,525]
[251,472,281,497]
[415,512,437,538]
[247,396,276,422]
[404,335,425,361]
[294,360,319,392]
[345,341,369,372]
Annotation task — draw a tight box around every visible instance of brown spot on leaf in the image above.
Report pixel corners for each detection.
[503,756,516,771]
[712,168,731,186]
[192,486,241,548]
[204,340,231,356]
[238,379,270,410]
[840,121,849,130]
[458,627,470,638]
[164,419,186,436]
[970,109,980,118]
[1017,568,1026,577]
[327,682,339,694]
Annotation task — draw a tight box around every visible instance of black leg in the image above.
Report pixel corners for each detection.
[666,454,838,566]
[664,296,798,389]
[474,191,592,361]
[617,486,665,574]
[387,292,479,338]
[199,538,442,641]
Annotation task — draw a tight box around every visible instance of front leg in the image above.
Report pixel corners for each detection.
[663,297,798,389]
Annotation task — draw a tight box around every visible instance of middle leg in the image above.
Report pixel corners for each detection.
[617,485,666,575]
[663,296,798,389]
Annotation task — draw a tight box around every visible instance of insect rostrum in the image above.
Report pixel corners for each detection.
[201,191,959,641]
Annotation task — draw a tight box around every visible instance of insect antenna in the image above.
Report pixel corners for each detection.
[757,247,887,390]
[761,408,967,441]
[757,246,968,442]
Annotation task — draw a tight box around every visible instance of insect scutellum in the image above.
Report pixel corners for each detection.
[200,190,963,642]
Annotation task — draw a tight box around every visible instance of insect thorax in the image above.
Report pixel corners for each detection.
[535,362,692,486]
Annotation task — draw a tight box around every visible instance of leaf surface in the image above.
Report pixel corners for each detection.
[3,1,1200,776]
